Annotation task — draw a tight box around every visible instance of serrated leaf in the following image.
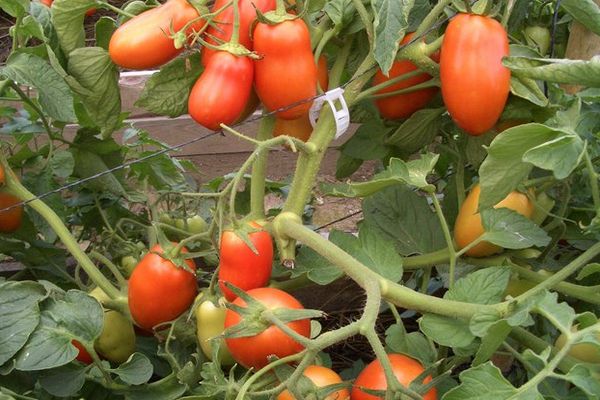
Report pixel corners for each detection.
[561,0,600,36]
[293,246,343,285]
[522,135,585,180]
[70,148,127,196]
[480,209,551,250]
[67,47,121,138]
[443,362,524,400]
[0,281,47,365]
[504,56,600,88]
[472,320,511,367]
[49,150,75,178]
[371,0,414,75]
[510,76,548,107]
[478,123,561,209]
[446,267,510,305]
[419,313,474,348]
[532,292,576,332]
[52,0,96,55]
[38,363,86,397]
[363,185,445,255]
[95,17,117,51]
[135,54,203,117]
[386,107,445,155]
[341,119,391,160]
[563,364,600,397]
[109,353,153,385]
[1,52,75,122]
[385,323,437,366]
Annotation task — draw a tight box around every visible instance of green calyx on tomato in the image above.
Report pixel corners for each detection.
[218,221,274,301]
[128,243,198,330]
[223,287,314,369]
[195,294,235,366]
[89,288,136,364]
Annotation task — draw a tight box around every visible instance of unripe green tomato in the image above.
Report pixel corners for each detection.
[159,213,174,226]
[121,255,138,277]
[195,299,235,366]
[186,215,208,234]
[524,26,551,56]
[555,326,600,364]
[90,288,136,363]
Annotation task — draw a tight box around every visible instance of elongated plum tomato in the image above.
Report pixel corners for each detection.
[0,192,23,233]
[201,0,276,66]
[218,222,273,301]
[224,287,311,369]
[195,298,235,366]
[440,13,510,135]
[277,365,350,400]
[372,33,439,120]
[72,340,93,364]
[109,0,204,70]
[351,354,437,400]
[40,0,96,16]
[272,55,328,142]
[254,18,318,119]
[189,51,253,130]
[128,244,197,330]
[454,184,534,257]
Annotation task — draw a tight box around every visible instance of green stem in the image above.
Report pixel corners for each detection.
[509,327,576,373]
[9,82,54,139]
[12,16,21,52]
[328,37,353,89]
[2,167,122,301]
[250,116,275,220]
[99,1,136,18]
[230,0,240,45]
[429,192,458,288]
[353,69,428,103]
[584,150,600,211]
[89,251,128,289]
[455,156,465,209]
[351,0,373,43]
[275,216,504,319]
[366,78,440,100]
[501,0,515,28]
[313,29,335,66]
[402,247,452,269]
[275,0,286,15]
[415,0,453,38]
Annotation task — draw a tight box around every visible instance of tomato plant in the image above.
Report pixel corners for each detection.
[0,192,23,233]
[224,287,311,369]
[128,244,198,330]
[351,354,436,400]
[108,0,205,69]
[188,51,254,130]
[40,0,96,16]
[555,326,600,364]
[277,365,349,400]
[195,296,235,366]
[218,222,273,301]
[440,13,510,135]
[253,18,318,119]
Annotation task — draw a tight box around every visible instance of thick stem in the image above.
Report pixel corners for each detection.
[584,150,600,211]
[249,116,275,220]
[414,0,453,38]
[2,168,122,301]
[402,247,452,269]
[353,69,432,103]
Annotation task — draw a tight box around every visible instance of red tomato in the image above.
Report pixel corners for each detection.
[218,222,273,301]
[0,192,23,233]
[277,365,350,400]
[188,51,254,130]
[440,13,510,135]
[109,0,204,70]
[0,166,4,185]
[254,18,318,119]
[224,287,311,369]
[372,33,439,120]
[351,354,437,400]
[317,55,329,91]
[128,244,197,330]
[72,340,93,364]
[201,0,276,66]
[40,0,96,16]
[273,114,313,142]
[235,88,260,123]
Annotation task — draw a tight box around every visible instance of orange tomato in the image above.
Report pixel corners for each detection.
[277,365,349,400]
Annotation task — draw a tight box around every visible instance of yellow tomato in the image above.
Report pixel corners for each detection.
[454,184,535,257]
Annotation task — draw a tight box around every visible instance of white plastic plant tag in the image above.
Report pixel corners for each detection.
[309,87,350,139]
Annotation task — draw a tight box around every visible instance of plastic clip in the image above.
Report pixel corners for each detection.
[308,87,350,139]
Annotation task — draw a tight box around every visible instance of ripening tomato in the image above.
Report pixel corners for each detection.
[254,18,318,119]
[188,51,254,130]
[72,340,93,364]
[109,0,204,70]
[218,222,273,301]
[277,365,350,400]
[0,166,4,186]
[440,13,510,135]
[40,0,96,16]
[0,192,23,233]
[128,244,197,330]
[454,184,535,257]
[224,287,311,369]
[372,33,439,120]
[201,0,276,66]
[351,354,437,400]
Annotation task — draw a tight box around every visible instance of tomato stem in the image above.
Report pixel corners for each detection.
[90,251,128,289]
[414,0,453,38]
[363,78,440,100]
[250,116,275,220]
[353,68,429,102]
[99,1,136,18]
[428,190,458,288]
[230,0,240,45]
[275,0,286,16]
[584,150,600,212]
[352,0,373,43]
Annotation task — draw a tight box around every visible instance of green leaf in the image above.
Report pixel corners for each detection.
[52,0,97,55]
[371,0,414,75]
[362,185,445,255]
[576,263,600,280]
[324,0,356,31]
[385,323,437,366]
[38,364,86,397]
[443,362,525,400]
[95,17,117,51]
[478,123,561,209]
[67,47,121,138]
[522,135,585,180]
[49,150,75,178]
[109,353,153,385]
[386,107,445,155]
[126,373,187,400]
[293,246,343,285]
[341,120,391,160]
[503,56,600,88]
[510,76,548,107]
[446,267,510,305]
[564,364,600,397]
[15,290,103,371]
[70,148,127,196]
[472,320,511,367]
[335,152,363,179]
[120,0,155,23]
[1,52,76,122]
[532,292,576,332]
[0,0,28,17]
[419,313,475,348]
[480,209,551,250]
[135,54,203,117]
[0,281,47,365]
[561,0,600,36]
[329,228,404,282]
